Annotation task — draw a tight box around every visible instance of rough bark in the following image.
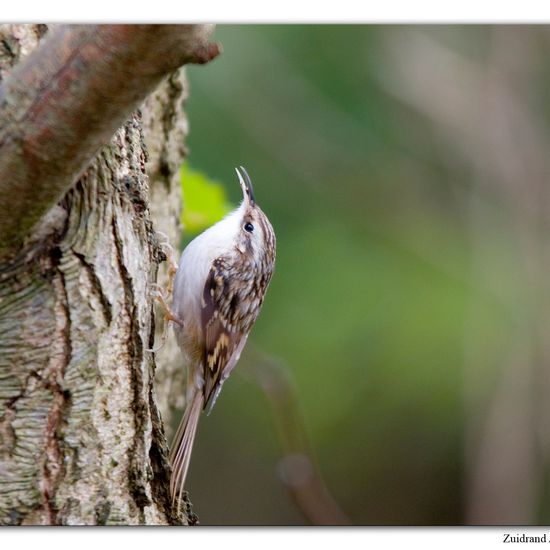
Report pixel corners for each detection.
[0,24,211,525]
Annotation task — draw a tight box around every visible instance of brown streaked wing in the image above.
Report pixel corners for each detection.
[201,258,245,409]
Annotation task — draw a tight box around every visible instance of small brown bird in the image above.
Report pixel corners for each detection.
[169,166,276,509]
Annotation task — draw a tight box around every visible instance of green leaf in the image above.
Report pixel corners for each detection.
[180,164,234,235]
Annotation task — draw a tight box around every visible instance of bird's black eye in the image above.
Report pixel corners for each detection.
[244,222,254,233]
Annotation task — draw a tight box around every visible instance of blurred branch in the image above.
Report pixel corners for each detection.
[466,331,537,523]
[374,29,549,219]
[0,24,220,261]
[242,347,351,526]
[374,27,550,523]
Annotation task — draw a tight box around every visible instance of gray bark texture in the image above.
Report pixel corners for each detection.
[0,24,210,525]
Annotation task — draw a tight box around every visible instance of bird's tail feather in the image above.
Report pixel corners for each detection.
[169,390,204,512]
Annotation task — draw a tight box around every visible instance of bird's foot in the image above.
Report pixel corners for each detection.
[147,232,183,353]
[147,284,183,353]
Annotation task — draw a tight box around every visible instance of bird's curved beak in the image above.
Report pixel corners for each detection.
[235,166,256,206]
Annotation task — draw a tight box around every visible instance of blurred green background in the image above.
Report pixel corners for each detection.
[179,25,550,525]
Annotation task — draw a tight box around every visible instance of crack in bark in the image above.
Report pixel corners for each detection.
[39,250,72,525]
[111,217,150,521]
[72,249,112,325]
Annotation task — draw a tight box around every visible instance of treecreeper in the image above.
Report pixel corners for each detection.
[156,167,276,512]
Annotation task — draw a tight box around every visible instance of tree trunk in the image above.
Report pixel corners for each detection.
[0,24,206,525]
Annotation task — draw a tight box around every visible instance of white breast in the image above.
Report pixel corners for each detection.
[171,204,245,353]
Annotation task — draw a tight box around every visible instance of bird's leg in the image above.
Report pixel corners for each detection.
[147,233,183,353]
[155,231,182,324]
